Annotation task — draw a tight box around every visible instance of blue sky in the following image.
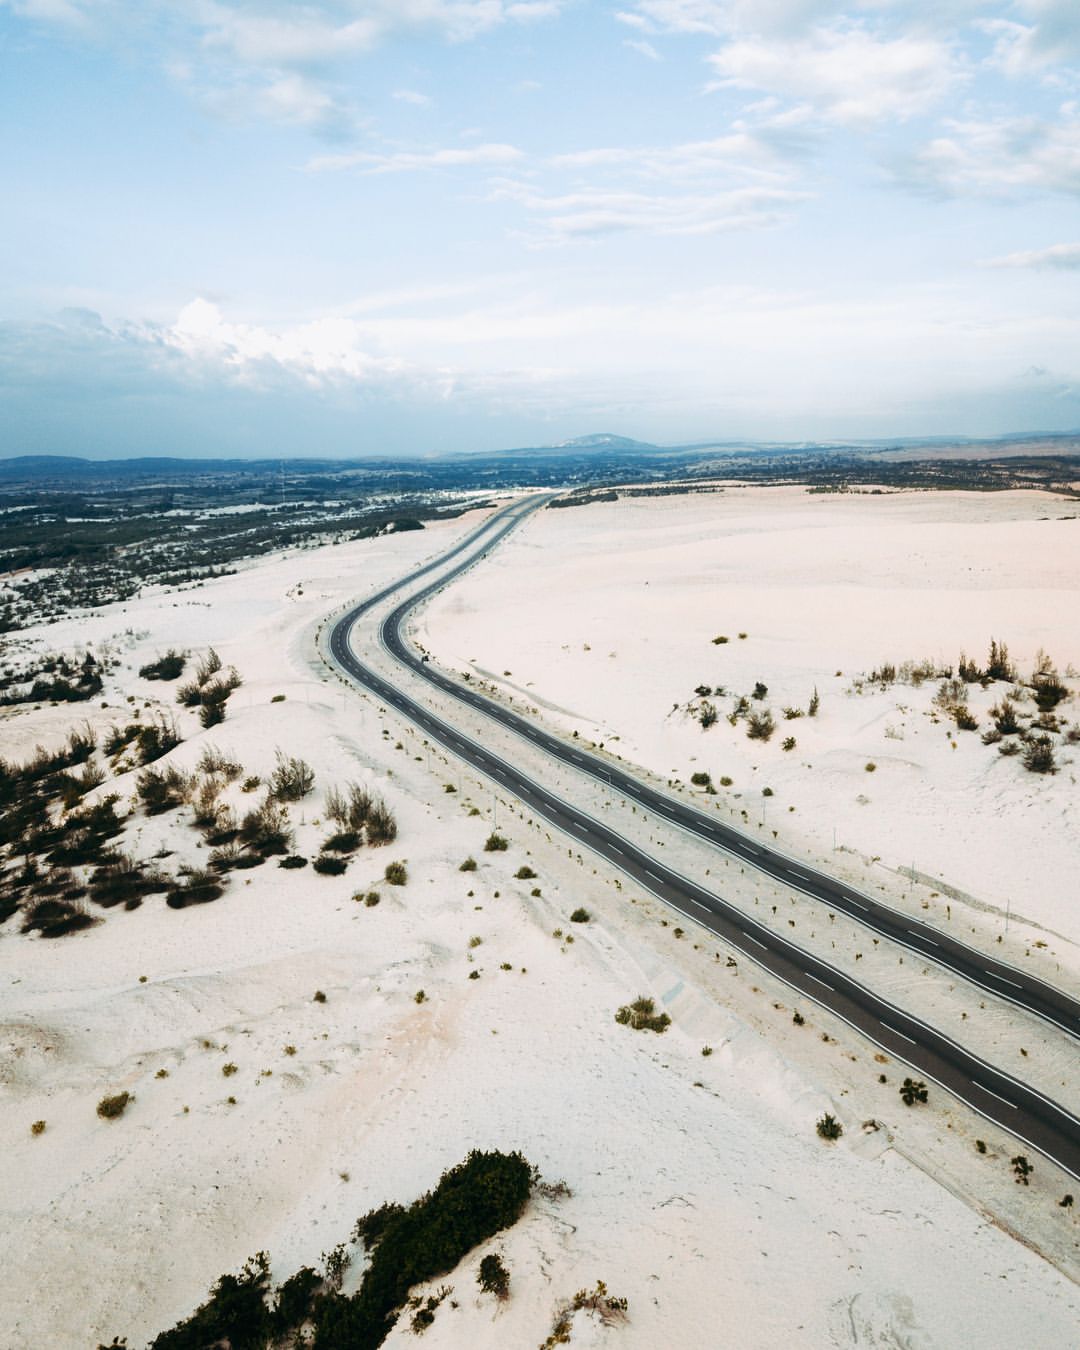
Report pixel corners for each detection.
[1,1,1079,458]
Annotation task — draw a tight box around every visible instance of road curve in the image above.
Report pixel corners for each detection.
[325,496,1080,1178]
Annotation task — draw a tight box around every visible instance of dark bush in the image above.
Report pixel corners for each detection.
[22,896,98,937]
[89,855,169,908]
[149,1253,271,1350]
[515,865,537,880]
[365,797,397,845]
[316,1151,533,1348]
[136,766,191,815]
[314,855,348,876]
[238,800,293,856]
[139,651,186,682]
[1022,735,1058,775]
[278,855,308,870]
[97,1091,133,1120]
[986,638,1016,682]
[484,833,509,852]
[477,1253,510,1300]
[199,698,226,729]
[323,830,361,854]
[268,752,315,802]
[165,870,226,909]
[136,716,183,766]
[746,710,775,742]
[615,996,670,1033]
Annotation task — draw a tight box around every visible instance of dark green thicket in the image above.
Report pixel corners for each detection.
[139,1151,534,1350]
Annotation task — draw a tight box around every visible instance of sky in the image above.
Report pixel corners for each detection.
[1,1,1079,459]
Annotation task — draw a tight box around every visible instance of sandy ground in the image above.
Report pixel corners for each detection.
[2,499,1079,1348]
[420,486,1080,966]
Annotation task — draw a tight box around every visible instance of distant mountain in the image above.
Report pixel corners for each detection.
[553,434,658,451]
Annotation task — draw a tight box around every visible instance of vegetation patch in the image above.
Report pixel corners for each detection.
[614,996,670,1034]
[137,1150,534,1350]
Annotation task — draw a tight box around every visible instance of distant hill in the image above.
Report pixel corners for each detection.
[553,434,658,451]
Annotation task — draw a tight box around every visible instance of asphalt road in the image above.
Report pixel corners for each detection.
[326,495,1080,1178]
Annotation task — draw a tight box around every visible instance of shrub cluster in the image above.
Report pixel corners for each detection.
[614,996,670,1034]
[140,1151,534,1350]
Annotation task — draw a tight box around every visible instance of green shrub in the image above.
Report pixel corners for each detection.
[459,857,478,872]
[384,861,407,885]
[484,833,509,852]
[477,1253,510,1300]
[139,651,186,682]
[816,1112,843,1140]
[569,907,590,923]
[97,1091,132,1120]
[899,1078,928,1106]
[614,996,670,1033]
[165,870,225,909]
[313,855,348,876]
[21,896,97,938]
[322,830,361,854]
[365,797,397,845]
[268,752,315,802]
[514,865,536,880]
[1023,735,1057,774]
[746,710,775,741]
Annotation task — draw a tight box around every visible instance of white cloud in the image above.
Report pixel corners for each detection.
[490,178,806,240]
[305,141,524,173]
[624,38,662,60]
[619,1,834,38]
[708,25,962,125]
[393,88,433,105]
[168,297,407,383]
[2,1,565,131]
[983,241,1080,268]
[549,130,793,180]
[899,112,1080,196]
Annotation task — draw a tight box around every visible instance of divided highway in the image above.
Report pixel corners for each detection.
[325,495,1080,1178]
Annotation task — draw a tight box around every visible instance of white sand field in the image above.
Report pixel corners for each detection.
[421,486,1080,965]
[3,499,1080,1348]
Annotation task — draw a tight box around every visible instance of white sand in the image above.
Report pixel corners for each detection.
[2,499,1079,1348]
[421,486,1080,963]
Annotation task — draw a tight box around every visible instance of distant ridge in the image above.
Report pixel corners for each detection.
[553,433,658,451]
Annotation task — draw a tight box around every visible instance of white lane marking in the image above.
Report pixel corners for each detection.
[973,1081,1018,1110]
[789,869,809,881]
[986,972,1023,990]
[806,973,835,992]
[610,846,624,857]
[908,930,939,947]
[743,933,768,950]
[645,869,667,884]
[880,1022,918,1045]
[743,844,760,856]
[847,900,869,912]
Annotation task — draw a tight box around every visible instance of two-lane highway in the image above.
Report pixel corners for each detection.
[324,495,1080,1178]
